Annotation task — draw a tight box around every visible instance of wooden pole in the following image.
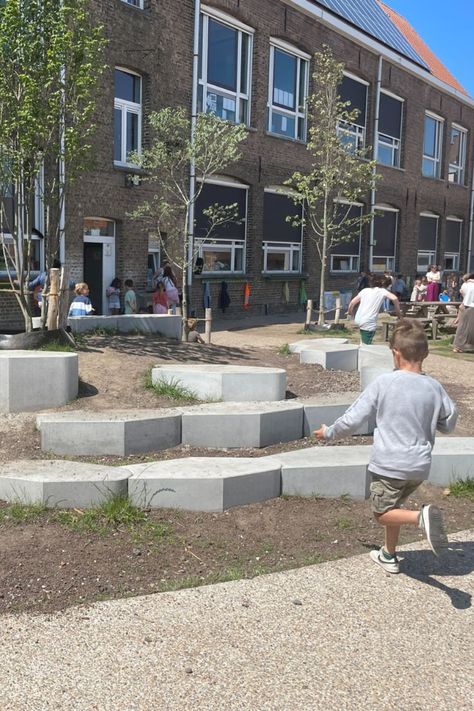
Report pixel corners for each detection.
[46,268,60,331]
[305,299,313,329]
[204,307,212,344]
[58,266,70,330]
[335,296,341,325]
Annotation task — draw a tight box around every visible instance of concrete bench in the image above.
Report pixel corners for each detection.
[37,410,181,456]
[126,457,281,512]
[289,338,349,353]
[430,437,474,485]
[300,394,374,436]
[68,314,182,340]
[300,345,359,371]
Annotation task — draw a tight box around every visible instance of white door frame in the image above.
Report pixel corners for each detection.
[83,233,116,315]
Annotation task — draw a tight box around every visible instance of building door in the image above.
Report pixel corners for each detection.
[84,242,103,314]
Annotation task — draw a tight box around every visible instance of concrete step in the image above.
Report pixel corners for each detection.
[431,437,474,485]
[68,314,181,340]
[289,338,349,353]
[300,345,359,371]
[300,394,374,436]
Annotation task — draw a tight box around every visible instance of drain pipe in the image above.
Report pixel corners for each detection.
[467,161,474,273]
[368,55,383,272]
[187,0,201,311]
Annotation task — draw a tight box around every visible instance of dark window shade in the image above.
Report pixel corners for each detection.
[0,197,14,233]
[379,93,403,139]
[195,183,247,241]
[373,211,397,256]
[207,19,238,92]
[446,220,462,252]
[263,193,302,243]
[339,76,367,127]
[330,204,362,255]
[418,216,438,251]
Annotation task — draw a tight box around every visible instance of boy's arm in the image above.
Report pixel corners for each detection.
[314,383,379,440]
[347,294,361,315]
[436,390,458,434]
[385,291,401,316]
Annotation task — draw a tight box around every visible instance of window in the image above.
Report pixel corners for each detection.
[378,91,403,168]
[262,190,302,272]
[417,213,438,272]
[114,68,142,166]
[371,206,398,272]
[0,178,45,274]
[198,10,253,125]
[147,233,161,284]
[330,202,363,272]
[444,218,462,271]
[121,0,143,8]
[448,125,467,184]
[422,113,443,178]
[195,180,247,273]
[337,73,368,152]
[268,41,309,141]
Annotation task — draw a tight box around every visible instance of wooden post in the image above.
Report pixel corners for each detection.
[167,308,173,315]
[58,266,70,330]
[176,305,182,316]
[46,268,60,331]
[335,296,341,325]
[305,299,313,329]
[204,307,212,344]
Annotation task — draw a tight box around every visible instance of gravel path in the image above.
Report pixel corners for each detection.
[1,530,472,711]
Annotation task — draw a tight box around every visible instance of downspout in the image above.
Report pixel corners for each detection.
[59,4,66,264]
[369,55,383,271]
[188,0,201,309]
[467,160,474,272]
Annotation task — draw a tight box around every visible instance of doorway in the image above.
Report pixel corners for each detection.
[84,242,103,314]
[83,218,116,315]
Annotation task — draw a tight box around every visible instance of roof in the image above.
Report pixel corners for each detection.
[377,1,469,96]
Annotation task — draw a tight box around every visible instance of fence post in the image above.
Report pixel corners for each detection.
[204,307,212,344]
[335,296,341,325]
[305,299,313,329]
[46,268,60,331]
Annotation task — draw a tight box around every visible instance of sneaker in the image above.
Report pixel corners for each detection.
[370,547,400,574]
[419,505,448,556]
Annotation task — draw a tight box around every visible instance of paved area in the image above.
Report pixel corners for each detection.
[1,531,472,711]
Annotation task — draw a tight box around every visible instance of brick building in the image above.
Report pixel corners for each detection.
[2,0,474,327]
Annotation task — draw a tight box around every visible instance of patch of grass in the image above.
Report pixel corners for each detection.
[40,340,76,352]
[449,478,474,502]
[336,516,353,530]
[144,368,198,401]
[0,502,48,524]
[277,343,291,355]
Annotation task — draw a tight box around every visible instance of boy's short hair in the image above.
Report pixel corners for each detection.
[369,274,384,288]
[124,279,134,288]
[187,318,198,330]
[74,282,88,295]
[389,319,428,362]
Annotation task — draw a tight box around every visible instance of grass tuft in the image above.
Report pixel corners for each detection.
[277,343,291,355]
[0,502,48,524]
[144,368,198,401]
[40,340,76,352]
[449,478,474,502]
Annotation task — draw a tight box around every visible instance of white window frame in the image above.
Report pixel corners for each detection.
[267,39,310,142]
[337,72,369,153]
[377,90,404,168]
[371,204,398,273]
[196,177,248,274]
[444,216,462,272]
[199,7,253,126]
[114,67,142,167]
[330,199,363,273]
[263,241,302,273]
[417,250,436,273]
[448,124,467,184]
[120,0,144,8]
[418,211,439,272]
[422,111,444,179]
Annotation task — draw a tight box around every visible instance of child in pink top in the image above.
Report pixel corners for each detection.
[152,281,168,314]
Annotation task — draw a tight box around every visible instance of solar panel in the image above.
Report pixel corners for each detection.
[312,0,429,69]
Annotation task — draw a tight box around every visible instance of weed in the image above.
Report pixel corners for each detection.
[40,340,76,353]
[144,368,198,401]
[449,478,474,502]
[336,516,353,530]
[277,343,291,355]
[0,502,48,524]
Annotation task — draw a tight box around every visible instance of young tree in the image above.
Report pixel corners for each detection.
[285,46,379,326]
[130,107,247,340]
[0,0,106,331]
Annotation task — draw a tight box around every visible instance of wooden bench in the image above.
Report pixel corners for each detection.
[382,313,458,342]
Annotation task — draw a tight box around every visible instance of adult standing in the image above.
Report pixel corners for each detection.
[157,264,179,312]
[453,273,474,353]
[426,265,441,301]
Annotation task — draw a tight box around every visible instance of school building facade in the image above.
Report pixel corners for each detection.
[2,0,474,327]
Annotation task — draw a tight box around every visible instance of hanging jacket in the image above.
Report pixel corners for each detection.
[299,280,308,305]
[203,281,211,309]
[243,282,251,310]
[218,281,231,312]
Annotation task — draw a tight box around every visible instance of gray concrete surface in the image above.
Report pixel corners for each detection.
[301,392,374,436]
[68,314,181,339]
[0,531,472,711]
[431,437,474,485]
[289,337,349,353]
[127,457,281,512]
[0,351,78,413]
[181,401,304,448]
[37,409,182,456]
[0,460,129,508]
[300,345,359,371]
[152,364,286,402]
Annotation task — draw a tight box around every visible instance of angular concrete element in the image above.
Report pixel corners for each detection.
[0,460,129,508]
[358,344,394,390]
[68,314,181,340]
[289,338,349,354]
[152,364,286,402]
[127,457,281,512]
[37,410,181,456]
[268,445,371,499]
[181,401,303,448]
[300,345,359,371]
[360,366,392,390]
[430,437,474,486]
[300,393,374,436]
[0,351,78,414]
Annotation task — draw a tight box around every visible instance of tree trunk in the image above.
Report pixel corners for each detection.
[181,209,190,341]
[46,268,60,331]
[318,197,329,326]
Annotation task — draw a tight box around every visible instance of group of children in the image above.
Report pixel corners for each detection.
[68,279,137,317]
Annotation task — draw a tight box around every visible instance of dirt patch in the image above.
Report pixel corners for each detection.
[1,483,472,615]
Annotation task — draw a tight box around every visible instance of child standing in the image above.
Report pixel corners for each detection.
[152,281,168,314]
[314,319,457,573]
[124,279,138,314]
[410,278,427,302]
[106,278,121,315]
[68,283,95,316]
[347,274,401,344]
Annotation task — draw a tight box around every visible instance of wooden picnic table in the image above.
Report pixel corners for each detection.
[383,302,461,341]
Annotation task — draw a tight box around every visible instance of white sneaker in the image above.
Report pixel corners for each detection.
[370,548,400,574]
[419,505,448,556]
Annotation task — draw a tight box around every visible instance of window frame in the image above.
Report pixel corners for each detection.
[422,111,444,179]
[377,90,404,168]
[417,250,436,274]
[448,124,467,185]
[337,72,369,153]
[120,0,144,9]
[371,204,398,273]
[444,216,462,272]
[330,200,363,273]
[417,212,439,270]
[267,39,310,142]
[262,187,303,274]
[198,7,254,126]
[114,67,142,168]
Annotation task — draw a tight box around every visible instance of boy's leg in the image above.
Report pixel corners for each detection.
[360,329,375,344]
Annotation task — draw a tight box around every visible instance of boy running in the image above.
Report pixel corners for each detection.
[314,319,457,573]
[348,274,401,344]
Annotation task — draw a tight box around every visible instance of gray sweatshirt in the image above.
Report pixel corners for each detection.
[324,370,458,480]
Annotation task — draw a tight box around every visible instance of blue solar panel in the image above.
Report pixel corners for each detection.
[313,0,429,69]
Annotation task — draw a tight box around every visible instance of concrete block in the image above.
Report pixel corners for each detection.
[0,460,129,508]
[152,364,286,402]
[67,315,181,340]
[300,345,359,371]
[37,409,182,456]
[430,437,474,486]
[67,316,119,333]
[268,445,371,499]
[289,338,348,354]
[360,366,393,390]
[0,351,78,414]
[357,344,393,371]
[181,401,304,448]
[300,393,374,436]
[127,457,281,512]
